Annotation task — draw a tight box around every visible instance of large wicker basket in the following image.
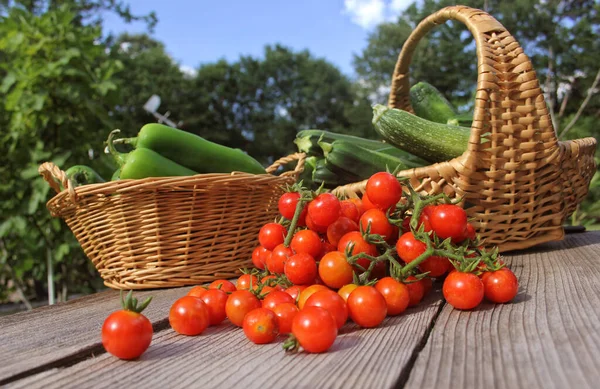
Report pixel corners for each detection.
[39,153,305,290]
[333,6,597,252]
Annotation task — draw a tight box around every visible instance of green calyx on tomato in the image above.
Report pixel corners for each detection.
[121,290,152,314]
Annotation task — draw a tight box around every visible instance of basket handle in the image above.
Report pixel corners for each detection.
[266,152,306,177]
[389,5,559,167]
[38,162,78,203]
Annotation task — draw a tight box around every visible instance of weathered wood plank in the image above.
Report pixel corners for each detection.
[0,286,193,385]
[405,232,600,389]
[5,293,444,389]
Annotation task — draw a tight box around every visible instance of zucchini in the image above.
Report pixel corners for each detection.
[409,82,457,124]
[372,104,471,163]
[294,129,428,165]
[320,140,418,180]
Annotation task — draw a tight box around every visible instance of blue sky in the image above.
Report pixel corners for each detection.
[102,0,414,77]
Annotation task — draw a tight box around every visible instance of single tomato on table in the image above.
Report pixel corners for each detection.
[291,306,338,353]
[243,308,279,344]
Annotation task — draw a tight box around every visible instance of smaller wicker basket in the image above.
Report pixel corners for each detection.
[333,6,597,252]
[39,153,305,290]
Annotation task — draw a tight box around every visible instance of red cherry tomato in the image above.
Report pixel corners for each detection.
[396,232,427,263]
[291,229,322,258]
[243,307,279,344]
[187,285,208,298]
[208,279,236,293]
[347,285,387,328]
[375,277,410,316]
[169,296,210,336]
[267,243,293,274]
[284,284,307,301]
[482,268,518,303]
[340,199,360,223]
[262,290,296,310]
[443,271,484,310]
[251,245,271,270]
[463,223,476,241]
[429,204,468,242]
[327,216,359,246]
[101,293,153,360]
[225,290,261,327]
[318,251,354,289]
[292,306,338,353]
[285,253,317,285]
[200,288,228,325]
[305,289,348,329]
[419,255,451,278]
[272,302,299,334]
[404,276,425,307]
[359,208,393,240]
[319,240,337,260]
[305,212,329,233]
[307,193,341,227]
[297,284,329,309]
[258,223,287,250]
[365,172,402,210]
[278,192,301,220]
[361,192,377,211]
[236,274,259,291]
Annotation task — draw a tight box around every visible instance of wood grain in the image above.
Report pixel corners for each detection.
[4,293,444,389]
[0,286,192,385]
[405,232,600,389]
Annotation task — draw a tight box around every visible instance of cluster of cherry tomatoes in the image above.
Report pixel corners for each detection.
[101,171,519,359]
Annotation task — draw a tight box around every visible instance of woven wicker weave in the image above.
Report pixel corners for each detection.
[39,153,305,289]
[333,6,597,252]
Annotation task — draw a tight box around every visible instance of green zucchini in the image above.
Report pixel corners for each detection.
[409,82,457,124]
[294,129,427,165]
[320,140,418,180]
[372,104,471,163]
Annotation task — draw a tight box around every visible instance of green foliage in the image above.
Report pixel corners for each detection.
[0,5,121,302]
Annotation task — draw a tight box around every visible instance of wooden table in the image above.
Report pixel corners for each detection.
[1,231,599,389]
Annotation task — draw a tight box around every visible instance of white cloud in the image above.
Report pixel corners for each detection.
[343,0,386,30]
[343,0,415,29]
[179,65,197,78]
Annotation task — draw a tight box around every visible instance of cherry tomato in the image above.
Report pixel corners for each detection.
[258,223,287,250]
[284,284,307,301]
[319,240,337,260]
[340,199,360,223]
[208,279,236,293]
[305,289,348,329]
[292,306,338,353]
[188,285,208,298]
[337,231,377,257]
[347,285,387,328]
[284,253,317,285]
[169,296,210,336]
[297,284,329,309]
[262,290,295,310]
[278,192,301,220]
[236,274,259,291]
[252,245,271,270]
[200,288,228,325]
[404,276,425,307]
[303,213,326,233]
[327,217,359,246]
[416,205,435,233]
[307,193,341,227]
[272,302,299,334]
[375,277,410,316]
[463,223,476,241]
[347,198,364,217]
[318,251,354,289]
[267,244,293,274]
[429,204,468,242]
[291,229,322,258]
[443,271,484,310]
[243,308,279,344]
[337,284,359,302]
[101,293,153,360]
[361,192,377,211]
[365,172,402,210]
[225,290,261,327]
[482,268,518,303]
[419,255,451,278]
[396,232,427,263]
[359,209,393,240]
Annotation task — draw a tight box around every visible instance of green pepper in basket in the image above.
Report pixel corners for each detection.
[114,123,266,175]
[65,165,106,186]
[106,130,198,179]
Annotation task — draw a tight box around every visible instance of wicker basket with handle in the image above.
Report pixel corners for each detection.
[39,153,305,290]
[333,6,597,252]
